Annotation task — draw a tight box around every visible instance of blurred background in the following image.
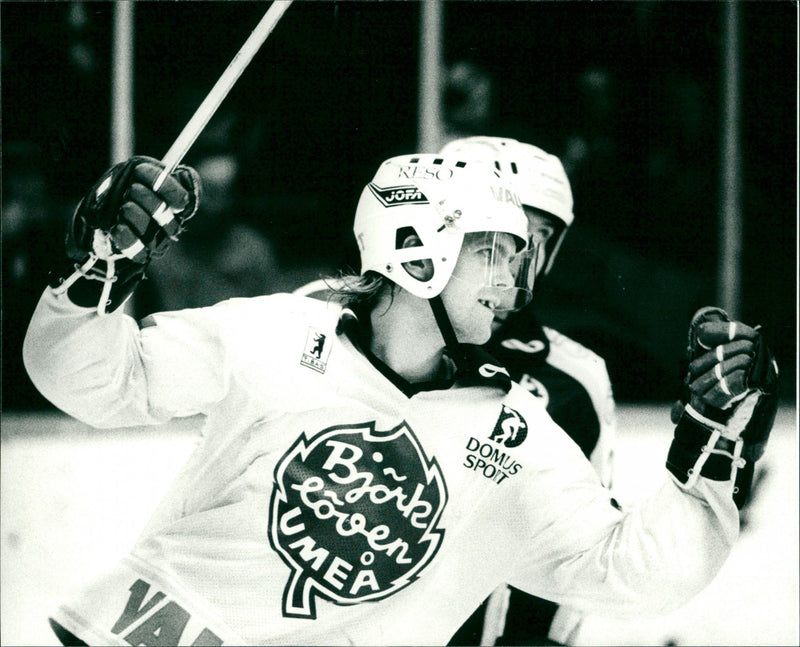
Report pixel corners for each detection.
[1,0,796,407]
[1,3,797,646]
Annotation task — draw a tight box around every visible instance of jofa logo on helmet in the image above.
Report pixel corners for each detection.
[269,421,448,619]
[368,183,429,208]
[489,405,528,448]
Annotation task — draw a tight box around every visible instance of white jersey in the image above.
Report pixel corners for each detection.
[24,289,738,646]
[475,322,618,646]
[538,327,617,645]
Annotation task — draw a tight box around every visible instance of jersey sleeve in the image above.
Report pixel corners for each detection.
[24,288,237,428]
[587,361,616,488]
[504,409,738,619]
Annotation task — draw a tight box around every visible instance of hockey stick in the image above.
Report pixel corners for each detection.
[154,0,293,190]
[56,1,293,315]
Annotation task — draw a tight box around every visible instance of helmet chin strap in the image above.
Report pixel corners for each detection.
[427,294,514,393]
[428,295,468,372]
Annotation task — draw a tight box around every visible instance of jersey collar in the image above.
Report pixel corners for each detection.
[337,309,512,397]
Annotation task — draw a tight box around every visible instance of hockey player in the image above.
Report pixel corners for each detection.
[24,154,778,646]
[295,139,613,645]
[438,137,614,646]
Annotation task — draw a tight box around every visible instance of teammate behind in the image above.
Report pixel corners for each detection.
[24,154,778,646]
[439,137,615,646]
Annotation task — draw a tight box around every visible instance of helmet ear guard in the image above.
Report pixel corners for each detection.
[396,230,434,283]
[353,154,530,302]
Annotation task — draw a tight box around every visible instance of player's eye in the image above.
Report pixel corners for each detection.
[531,225,555,243]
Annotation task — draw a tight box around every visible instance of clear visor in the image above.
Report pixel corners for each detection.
[453,232,539,312]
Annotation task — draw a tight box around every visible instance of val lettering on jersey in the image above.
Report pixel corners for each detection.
[110,579,223,646]
[269,422,448,619]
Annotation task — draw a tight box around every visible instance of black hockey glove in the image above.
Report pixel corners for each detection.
[667,307,779,508]
[50,156,201,314]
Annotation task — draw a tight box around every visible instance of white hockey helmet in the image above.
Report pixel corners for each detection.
[353,153,532,309]
[439,136,574,276]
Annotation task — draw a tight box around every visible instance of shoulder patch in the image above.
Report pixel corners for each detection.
[301,326,332,373]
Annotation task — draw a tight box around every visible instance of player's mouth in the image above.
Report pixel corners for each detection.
[478,298,498,311]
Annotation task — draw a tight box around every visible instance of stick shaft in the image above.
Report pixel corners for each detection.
[154,0,292,189]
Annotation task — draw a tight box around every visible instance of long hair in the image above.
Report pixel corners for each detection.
[321,270,396,315]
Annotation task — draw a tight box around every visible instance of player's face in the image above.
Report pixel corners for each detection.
[525,209,557,277]
[440,232,519,345]
[490,210,558,330]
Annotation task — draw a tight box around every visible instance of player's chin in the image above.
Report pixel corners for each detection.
[456,309,494,345]
[456,329,492,346]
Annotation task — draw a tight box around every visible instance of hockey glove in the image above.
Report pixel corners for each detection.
[50,156,201,315]
[667,307,779,508]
